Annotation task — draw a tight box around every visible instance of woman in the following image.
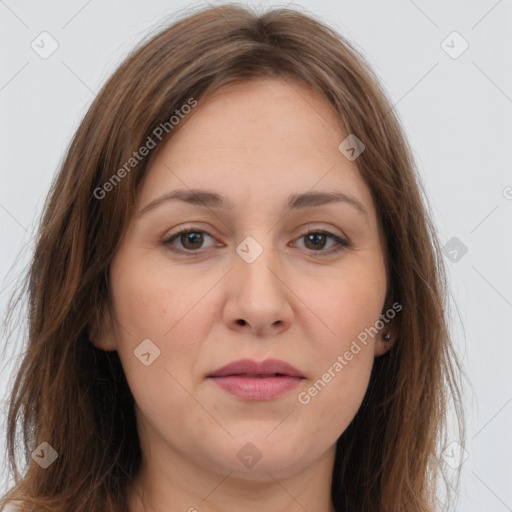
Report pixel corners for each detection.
[0,3,465,511]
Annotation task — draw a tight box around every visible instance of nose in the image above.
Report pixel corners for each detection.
[222,238,293,337]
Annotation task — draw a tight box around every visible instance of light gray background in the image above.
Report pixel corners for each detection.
[1,1,511,510]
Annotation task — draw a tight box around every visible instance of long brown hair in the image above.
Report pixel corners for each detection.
[1,3,465,511]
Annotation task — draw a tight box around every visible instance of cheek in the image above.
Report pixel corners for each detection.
[300,345,374,425]
[108,254,221,397]
[303,264,386,352]
[295,327,374,453]
[295,265,383,422]
[109,252,214,340]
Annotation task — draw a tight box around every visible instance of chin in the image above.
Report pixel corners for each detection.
[210,437,311,478]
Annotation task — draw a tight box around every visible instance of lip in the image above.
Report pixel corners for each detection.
[207,358,305,401]
[207,358,305,378]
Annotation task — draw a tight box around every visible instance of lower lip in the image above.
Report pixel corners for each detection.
[208,375,304,400]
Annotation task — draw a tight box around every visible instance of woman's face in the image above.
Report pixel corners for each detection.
[97,77,390,481]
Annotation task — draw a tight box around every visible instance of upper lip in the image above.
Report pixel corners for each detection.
[207,358,305,378]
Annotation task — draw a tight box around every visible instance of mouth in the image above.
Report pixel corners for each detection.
[224,373,289,377]
[207,359,305,400]
[207,374,304,401]
[207,358,305,378]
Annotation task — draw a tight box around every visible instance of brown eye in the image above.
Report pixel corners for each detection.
[303,232,328,250]
[162,227,350,257]
[294,230,350,256]
[162,229,215,253]
[179,231,204,250]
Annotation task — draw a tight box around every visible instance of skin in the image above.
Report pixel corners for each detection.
[93,77,396,512]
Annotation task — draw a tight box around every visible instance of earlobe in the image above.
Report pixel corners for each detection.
[89,338,115,351]
[89,332,117,352]
[374,324,398,357]
[87,307,118,352]
[374,296,400,356]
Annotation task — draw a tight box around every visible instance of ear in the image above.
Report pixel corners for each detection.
[374,320,398,357]
[374,293,400,357]
[87,303,118,352]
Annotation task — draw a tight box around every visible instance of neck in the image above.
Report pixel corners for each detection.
[126,445,337,512]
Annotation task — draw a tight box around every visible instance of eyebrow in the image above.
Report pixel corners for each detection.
[137,188,368,217]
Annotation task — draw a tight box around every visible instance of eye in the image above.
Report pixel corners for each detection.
[162,227,351,256]
[162,227,216,253]
[292,229,350,256]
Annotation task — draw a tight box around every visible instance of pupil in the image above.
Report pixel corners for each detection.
[183,232,203,249]
[306,233,325,250]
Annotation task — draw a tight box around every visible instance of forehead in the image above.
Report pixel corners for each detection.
[137,77,375,217]
[175,77,346,154]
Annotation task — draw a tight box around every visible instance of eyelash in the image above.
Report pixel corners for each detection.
[162,227,350,257]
